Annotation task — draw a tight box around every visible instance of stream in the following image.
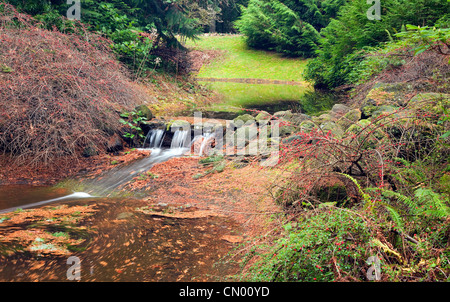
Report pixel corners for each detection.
[0,79,340,281]
[0,135,241,281]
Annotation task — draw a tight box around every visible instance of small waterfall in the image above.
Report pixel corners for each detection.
[144,129,165,149]
[0,125,223,213]
[192,132,215,156]
[171,130,190,149]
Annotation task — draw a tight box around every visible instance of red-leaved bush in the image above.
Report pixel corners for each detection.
[0,3,151,166]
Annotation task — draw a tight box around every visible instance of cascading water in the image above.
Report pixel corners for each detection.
[192,132,215,156]
[143,129,165,149]
[170,130,190,149]
[0,127,217,213]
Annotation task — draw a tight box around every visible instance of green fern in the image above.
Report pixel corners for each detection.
[378,189,416,212]
[384,205,404,231]
[414,188,450,219]
[374,187,449,220]
[339,173,372,204]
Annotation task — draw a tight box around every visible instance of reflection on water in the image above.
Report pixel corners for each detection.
[0,185,70,212]
[0,198,240,281]
[196,82,340,119]
[0,147,241,282]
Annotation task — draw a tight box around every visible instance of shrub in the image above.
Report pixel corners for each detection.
[241,208,373,281]
[304,0,449,89]
[0,3,151,165]
[235,0,321,57]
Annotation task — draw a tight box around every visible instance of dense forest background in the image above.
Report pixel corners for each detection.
[7,0,448,88]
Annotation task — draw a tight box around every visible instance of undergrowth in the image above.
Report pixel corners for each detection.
[233,79,450,282]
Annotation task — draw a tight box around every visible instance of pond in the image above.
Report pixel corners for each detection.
[0,149,242,282]
[0,195,240,281]
[196,81,340,120]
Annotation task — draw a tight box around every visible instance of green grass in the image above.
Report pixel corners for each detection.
[185,35,312,113]
[186,35,308,82]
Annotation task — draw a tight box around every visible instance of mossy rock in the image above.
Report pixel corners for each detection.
[346,119,370,136]
[312,113,334,125]
[135,105,153,121]
[408,93,450,115]
[289,113,311,126]
[198,121,225,133]
[336,109,362,131]
[255,111,272,123]
[282,134,303,144]
[273,110,293,120]
[232,124,259,148]
[371,105,398,118]
[279,125,297,137]
[346,119,386,149]
[299,120,318,133]
[321,121,344,138]
[169,119,191,131]
[330,104,350,119]
[361,82,413,117]
[233,114,256,126]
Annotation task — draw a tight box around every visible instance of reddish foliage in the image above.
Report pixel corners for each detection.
[0,4,152,166]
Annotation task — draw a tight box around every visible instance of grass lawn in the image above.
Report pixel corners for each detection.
[185,35,309,82]
[184,35,314,114]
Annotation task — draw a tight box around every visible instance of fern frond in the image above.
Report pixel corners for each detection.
[379,189,415,209]
[385,205,404,231]
[339,173,372,204]
[415,188,450,218]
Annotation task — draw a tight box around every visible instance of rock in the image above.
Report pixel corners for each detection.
[299,120,318,133]
[255,111,272,123]
[195,121,225,134]
[330,104,350,119]
[107,133,124,153]
[346,119,371,135]
[282,134,304,144]
[169,119,191,131]
[235,124,258,148]
[289,113,311,126]
[233,114,256,126]
[312,113,333,125]
[279,124,297,137]
[371,105,398,118]
[336,109,362,130]
[135,104,153,121]
[321,121,344,138]
[361,82,413,117]
[408,93,450,114]
[273,110,293,120]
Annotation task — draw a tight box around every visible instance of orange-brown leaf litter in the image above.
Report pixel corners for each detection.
[0,150,284,281]
[126,156,283,237]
